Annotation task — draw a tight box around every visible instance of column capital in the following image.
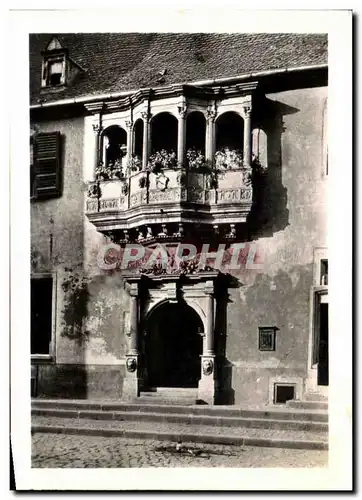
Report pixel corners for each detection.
[177,104,187,119]
[204,280,215,296]
[242,103,252,118]
[92,123,103,135]
[125,120,133,130]
[141,111,152,122]
[126,282,139,297]
[206,108,217,122]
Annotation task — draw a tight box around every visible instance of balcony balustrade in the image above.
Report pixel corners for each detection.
[86,155,253,242]
[85,86,257,243]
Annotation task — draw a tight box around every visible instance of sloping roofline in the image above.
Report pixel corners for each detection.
[30,62,327,110]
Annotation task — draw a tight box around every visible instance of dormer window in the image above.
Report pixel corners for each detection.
[42,56,66,87]
[41,37,67,88]
[48,59,64,86]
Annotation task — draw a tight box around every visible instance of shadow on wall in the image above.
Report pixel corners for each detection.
[247,97,299,240]
[214,278,238,404]
[216,265,313,404]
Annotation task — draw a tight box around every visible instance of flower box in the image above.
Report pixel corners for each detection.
[147,150,178,173]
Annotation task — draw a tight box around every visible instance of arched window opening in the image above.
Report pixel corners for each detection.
[151,113,178,153]
[134,119,144,157]
[215,112,244,152]
[102,125,127,167]
[215,112,244,169]
[186,111,206,152]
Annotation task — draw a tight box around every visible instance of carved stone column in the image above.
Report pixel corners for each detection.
[92,123,103,171]
[129,292,139,354]
[243,103,252,168]
[204,289,215,356]
[198,280,217,405]
[141,111,151,171]
[123,281,141,400]
[177,104,187,167]
[125,120,134,166]
[206,108,217,164]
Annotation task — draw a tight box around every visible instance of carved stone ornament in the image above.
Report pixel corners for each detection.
[242,103,252,117]
[126,357,137,373]
[121,182,129,195]
[177,104,187,118]
[206,108,217,121]
[92,123,103,135]
[202,358,214,376]
[141,111,152,122]
[156,173,169,191]
[87,182,101,199]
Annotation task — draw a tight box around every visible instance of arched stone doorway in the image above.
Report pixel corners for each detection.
[145,300,203,388]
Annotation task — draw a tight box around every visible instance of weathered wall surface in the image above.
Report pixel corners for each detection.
[31,117,131,398]
[31,117,85,274]
[221,86,328,404]
[31,85,328,402]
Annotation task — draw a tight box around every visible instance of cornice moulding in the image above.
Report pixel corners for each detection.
[30,63,327,111]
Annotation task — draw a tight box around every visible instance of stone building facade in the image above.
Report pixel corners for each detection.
[30,33,328,405]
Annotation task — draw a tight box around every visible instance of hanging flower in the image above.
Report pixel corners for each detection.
[147,149,178,173]
[214,148,244,170]
[127,155,142,172]
[95,159,125,180]
[186,148,208,170]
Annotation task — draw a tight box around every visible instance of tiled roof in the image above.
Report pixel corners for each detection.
[29,33,328,105]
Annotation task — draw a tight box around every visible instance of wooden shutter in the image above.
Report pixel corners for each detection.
[33,132,62,198]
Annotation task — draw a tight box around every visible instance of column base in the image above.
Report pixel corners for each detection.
[122,354,141,401]
[197,355,218,405]
[122,377,141,401]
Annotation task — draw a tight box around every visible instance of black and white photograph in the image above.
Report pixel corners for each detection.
[9,7,352,492]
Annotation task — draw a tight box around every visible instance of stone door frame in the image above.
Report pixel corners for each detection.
[122,271,223,404]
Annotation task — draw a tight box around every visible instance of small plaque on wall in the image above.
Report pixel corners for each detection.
[259,327,277,351]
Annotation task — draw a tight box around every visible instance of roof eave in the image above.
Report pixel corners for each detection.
[30,63,328,110]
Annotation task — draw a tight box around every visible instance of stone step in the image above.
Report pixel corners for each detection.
[138,388,198,405]
[144,387,198,395]
[31,415,328,450]
[135,396,197,406]
[31,407,328,433]
[286,400,328,411]
[31,399,328,422]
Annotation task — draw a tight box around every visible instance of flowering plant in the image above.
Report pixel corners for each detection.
[147,149,177,173]
[186,148,208,170]
[214,148,244,170]
[126,155,142,173]
[95,160,124,180]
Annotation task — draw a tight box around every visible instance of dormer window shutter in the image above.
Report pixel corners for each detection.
[33,132,62,199]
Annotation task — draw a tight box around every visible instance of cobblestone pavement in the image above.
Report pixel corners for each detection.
[32,433,328,468]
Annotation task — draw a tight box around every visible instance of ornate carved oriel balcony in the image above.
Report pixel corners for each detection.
[85,83,257,243]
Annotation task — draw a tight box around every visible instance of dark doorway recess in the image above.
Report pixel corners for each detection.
[186,111,206,152]
[103,125,127,167]
[134,119,144,157]
[151,112,178,152]
[318,303,329,386]
[145,301,203,388]
[215,111,244,152]
[31,277,52,355]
